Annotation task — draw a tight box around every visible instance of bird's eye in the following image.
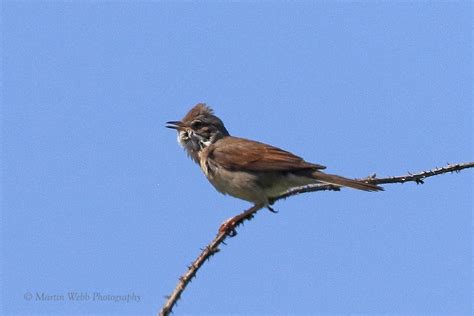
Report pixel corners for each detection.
[191,121,204,129]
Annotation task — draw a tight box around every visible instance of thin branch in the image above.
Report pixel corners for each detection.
[275,162,474,201]
[158,162,473,316]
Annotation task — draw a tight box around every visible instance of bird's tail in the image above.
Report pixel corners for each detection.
[312,171,383,192]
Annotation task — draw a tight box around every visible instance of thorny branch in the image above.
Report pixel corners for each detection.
[158,162,473,316]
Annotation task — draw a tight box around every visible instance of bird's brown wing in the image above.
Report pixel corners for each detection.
[209,137,326,172]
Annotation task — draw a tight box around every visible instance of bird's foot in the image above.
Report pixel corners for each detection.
[219,217,238,237]
[218,204,264,237]
[267,205,278,213]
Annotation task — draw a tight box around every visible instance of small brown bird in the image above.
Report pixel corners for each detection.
[166,104,383,215]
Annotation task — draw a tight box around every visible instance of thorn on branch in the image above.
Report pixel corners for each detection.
[415,178,425,185]
[207,247,219,256]
[207,248,221,259]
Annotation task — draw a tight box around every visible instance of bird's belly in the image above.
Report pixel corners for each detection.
[259,172,317,198]
[205,168,267,204]
[204,167,318,204]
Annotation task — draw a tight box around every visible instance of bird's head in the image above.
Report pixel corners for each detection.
[166,103,229,162]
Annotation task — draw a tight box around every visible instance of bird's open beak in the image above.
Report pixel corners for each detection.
[166,121,185,130]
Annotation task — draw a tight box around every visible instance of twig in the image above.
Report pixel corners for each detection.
[275,162,474,200]
[158,162,473,316]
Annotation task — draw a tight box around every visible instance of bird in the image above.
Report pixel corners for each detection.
[166,103,383,232]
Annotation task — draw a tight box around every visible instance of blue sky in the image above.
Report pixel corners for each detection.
[1,2,472,315]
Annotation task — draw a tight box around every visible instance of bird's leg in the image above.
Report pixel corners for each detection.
[219,204,264,236]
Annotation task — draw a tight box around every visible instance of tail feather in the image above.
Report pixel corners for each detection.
[312,171,383,192]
